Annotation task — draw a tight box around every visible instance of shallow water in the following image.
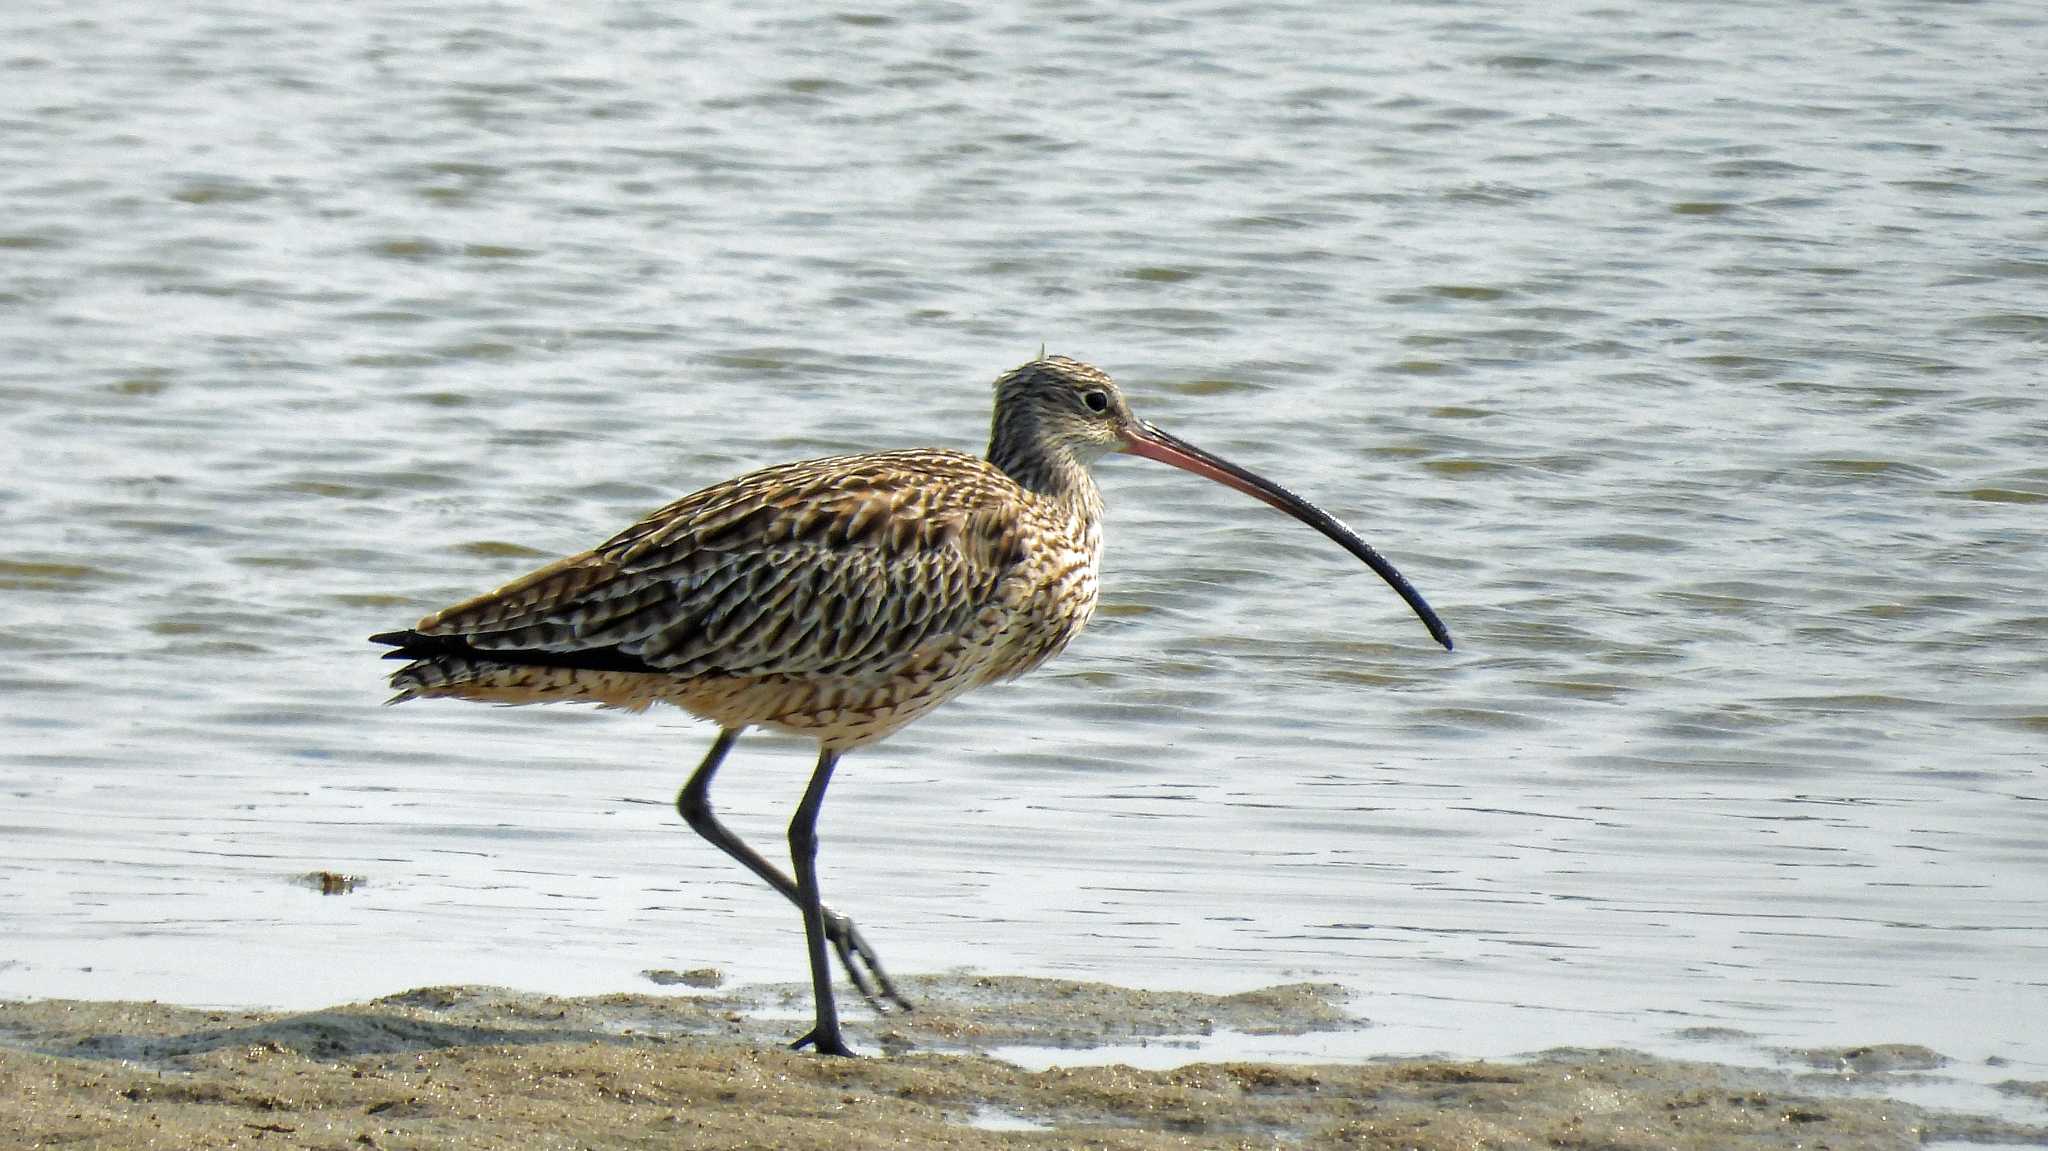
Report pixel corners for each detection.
[3,0,2045,1114]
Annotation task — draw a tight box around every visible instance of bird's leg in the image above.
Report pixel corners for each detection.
[676,731,911,1014]
[787,747,853,1056]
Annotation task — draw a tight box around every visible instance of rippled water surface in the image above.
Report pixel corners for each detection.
[4,0,2044,1095]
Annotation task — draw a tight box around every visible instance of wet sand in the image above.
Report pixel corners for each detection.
[4,976,2043,1150]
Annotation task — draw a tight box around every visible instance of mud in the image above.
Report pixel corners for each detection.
[3,975,2043,1150]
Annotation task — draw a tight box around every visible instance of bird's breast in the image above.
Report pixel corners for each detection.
[971,507,1102,685]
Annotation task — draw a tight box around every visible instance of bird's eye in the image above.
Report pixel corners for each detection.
[1081,390,1110,413]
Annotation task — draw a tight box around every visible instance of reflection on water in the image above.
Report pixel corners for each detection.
[3,0,2044,1107]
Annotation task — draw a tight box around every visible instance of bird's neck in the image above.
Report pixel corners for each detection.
[988,420,1105,520]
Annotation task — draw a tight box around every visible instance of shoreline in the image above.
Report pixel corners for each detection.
[5,975,2044,1149]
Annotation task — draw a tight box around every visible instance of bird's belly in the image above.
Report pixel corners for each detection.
[669,643,986,751]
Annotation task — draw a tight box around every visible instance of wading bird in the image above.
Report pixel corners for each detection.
[373,356,1450,1056]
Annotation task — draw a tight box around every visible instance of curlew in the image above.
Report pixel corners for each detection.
[372,356,1451,1056]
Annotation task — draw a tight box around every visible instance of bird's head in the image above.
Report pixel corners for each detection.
[990,355,1136,467]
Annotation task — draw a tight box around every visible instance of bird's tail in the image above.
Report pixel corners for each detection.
[369,629,662,710]
[369,629,483,703]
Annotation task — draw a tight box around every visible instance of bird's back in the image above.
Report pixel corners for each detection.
[374,447,1102,748]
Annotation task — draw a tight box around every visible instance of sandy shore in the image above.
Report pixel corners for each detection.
[4,975,2043,1149]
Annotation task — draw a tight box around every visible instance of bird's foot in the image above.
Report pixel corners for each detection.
[825,910,914,1016]
[790,1027,857,1058]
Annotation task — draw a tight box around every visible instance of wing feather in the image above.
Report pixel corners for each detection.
[409,449,1019,683]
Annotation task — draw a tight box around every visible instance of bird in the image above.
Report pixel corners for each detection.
[371,355,1451,1057]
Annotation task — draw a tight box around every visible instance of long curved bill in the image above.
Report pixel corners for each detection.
[1121,420,1453,651]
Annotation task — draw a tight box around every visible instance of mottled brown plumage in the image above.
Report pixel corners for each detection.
[373,356,1450,1057]
[384,446,1099,748]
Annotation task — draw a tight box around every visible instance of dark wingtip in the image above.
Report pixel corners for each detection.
[370,629,474,661]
